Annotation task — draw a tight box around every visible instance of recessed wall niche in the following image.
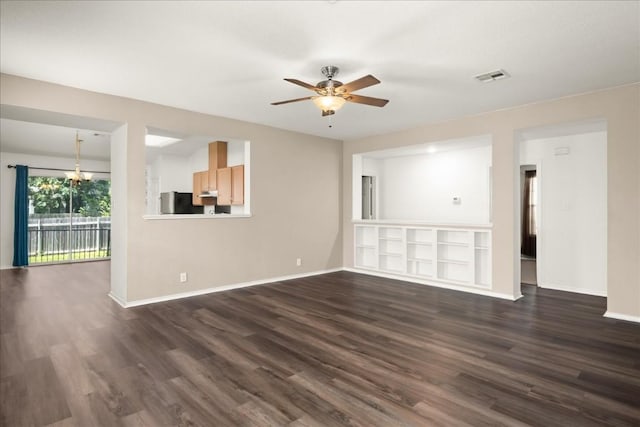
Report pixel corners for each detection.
[352,135,492,224]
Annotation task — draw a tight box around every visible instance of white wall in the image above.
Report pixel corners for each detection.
[520,130,607,296]
[0,151,110,269]
[187,146,209,173]
[109,125,127,303]
[154,154,191,193]
[362,157,382,177]
[227,140,245,166]
[376,145,492,223]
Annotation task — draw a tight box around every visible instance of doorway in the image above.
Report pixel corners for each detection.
[28,175,111,264]
[520,165,537,286]
[517,120,607,297]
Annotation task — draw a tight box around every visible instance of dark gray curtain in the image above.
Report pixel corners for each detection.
[521,170,536,257]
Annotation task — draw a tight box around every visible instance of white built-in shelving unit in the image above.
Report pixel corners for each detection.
[354,223,491,289]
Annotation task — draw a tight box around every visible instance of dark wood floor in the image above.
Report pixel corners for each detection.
[1,262,639,426]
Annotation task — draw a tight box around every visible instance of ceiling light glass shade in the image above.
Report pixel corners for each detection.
[312,95,346,111]
[65,169,92,183]
[65,170,79,181]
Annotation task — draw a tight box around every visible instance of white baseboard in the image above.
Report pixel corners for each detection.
[1,258,109,270]
[0,265,28,270]
[108,292,128,308]
[344,267,521,301]
[538,282,607,297]
[115,268,343,308]
[603,311,640,324]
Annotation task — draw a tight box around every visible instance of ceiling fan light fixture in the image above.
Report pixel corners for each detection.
[64,170,93,182]
[312,95,346,112]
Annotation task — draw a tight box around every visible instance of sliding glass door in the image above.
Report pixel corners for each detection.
[28,176,111,264]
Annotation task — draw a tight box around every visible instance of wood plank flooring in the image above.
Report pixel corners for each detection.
[1,262,639,426]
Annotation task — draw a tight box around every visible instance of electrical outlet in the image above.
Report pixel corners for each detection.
[296,258,302,267]
[179,272,187,283]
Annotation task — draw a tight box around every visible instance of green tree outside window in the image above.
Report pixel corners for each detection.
[29,176,111,217]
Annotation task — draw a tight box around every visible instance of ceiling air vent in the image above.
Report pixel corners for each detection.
[475,69,510,82]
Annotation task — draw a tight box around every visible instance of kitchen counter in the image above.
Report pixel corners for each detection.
[143,213,252,220]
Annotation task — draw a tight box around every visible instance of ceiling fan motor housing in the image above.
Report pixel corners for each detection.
[317,65,343,94]
[321,65,339,79]
[316,79,343,92]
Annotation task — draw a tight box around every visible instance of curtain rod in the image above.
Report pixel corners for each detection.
[7,164,110,174]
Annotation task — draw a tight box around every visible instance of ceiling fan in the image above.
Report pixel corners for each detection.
[271,66,389,116]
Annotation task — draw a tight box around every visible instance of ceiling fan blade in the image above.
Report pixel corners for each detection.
[345,94,389,107]
[284,78,318,91]
[339,75,380,93]
[271,96,314,106]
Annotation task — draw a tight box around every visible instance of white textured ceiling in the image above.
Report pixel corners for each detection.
[0,118,111,160]
[1,1,639,141]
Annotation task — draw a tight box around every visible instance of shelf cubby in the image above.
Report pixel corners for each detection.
[437,261,470,283]
[407,242,432,260]
[379,255,404,273]
[379,227,403,240]
[474,231,490,249]
[378,227,404,273]
[407,259,433,277]
[436,244,468,263]
[355,225,377,247]
[474,249,490,286]
[407,228,433,244]
[437,230,469,245]
[355,246,377,269]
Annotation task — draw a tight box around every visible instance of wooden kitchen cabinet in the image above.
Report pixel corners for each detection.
[216,165,244,205]
[193,171,214,206]
[216,167,232,205]
[193,172,203,206]
[231,165,244,205]
[208,141,227,191]
[200,170,209,192]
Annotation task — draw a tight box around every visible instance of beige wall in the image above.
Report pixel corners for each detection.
[0,74,343,303]
[343,84,640,318]
[2,73,638,319]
